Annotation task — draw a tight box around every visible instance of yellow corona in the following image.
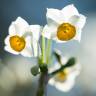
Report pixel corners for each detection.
[57,23,76,41]
[9,35,26,52]
[55,69,68,82]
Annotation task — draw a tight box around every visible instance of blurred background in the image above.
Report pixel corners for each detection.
[0,0,96,96]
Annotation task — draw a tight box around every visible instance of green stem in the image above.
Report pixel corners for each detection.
[41,36,46,64]
[37,38,52,96]
[46,39,52,64]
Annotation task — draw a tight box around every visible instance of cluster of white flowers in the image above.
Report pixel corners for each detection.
[4,4,86,92]
[49,56,81,92]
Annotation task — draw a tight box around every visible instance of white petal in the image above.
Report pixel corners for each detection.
[74,29,82,42]
[29,25,42,41]
[9,22,17,36]
[60,57,68,65]
[75,14,86,29]
[69,69,80,78]
[42,25,57,39]
[4,35,10,46]
[46,8,63,24]
[47,17,59,27]
[61,4,79,20]
[20,47,33,57]
[21,36,33,57]
[4,46,19,55]
[68,64,81,76]
[10,17,29,36]
[32,40,40,57]
[68,15,80,25]
[49,78,55,86]
[55,76,75,92]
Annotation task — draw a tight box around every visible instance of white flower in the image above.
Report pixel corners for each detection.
[4,17,42,57]
[42,4,86,43]
[49,57,80,92]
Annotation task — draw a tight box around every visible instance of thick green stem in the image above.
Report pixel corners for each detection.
[36,39,52,96]
[36,66,48,96]
[36,36,48,96]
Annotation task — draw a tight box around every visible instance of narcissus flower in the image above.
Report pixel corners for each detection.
[49,57,80,92]
[4,17,41,57]
[42,4,86,43]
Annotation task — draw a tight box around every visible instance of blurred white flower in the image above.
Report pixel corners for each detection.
[49,57,80,92]
[4,17,42,57]
[42,4,86,43]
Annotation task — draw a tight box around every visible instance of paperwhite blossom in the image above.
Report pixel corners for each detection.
[4,17,42,57]
[42,4,86,43]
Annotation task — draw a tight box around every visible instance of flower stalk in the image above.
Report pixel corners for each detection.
[36,65,48,96]
[46,39,52,64]
[41,36,46,64]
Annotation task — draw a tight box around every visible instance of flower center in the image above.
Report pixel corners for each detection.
[55,69,68,82]
[57,23,76,41]
[9,35,26,52]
